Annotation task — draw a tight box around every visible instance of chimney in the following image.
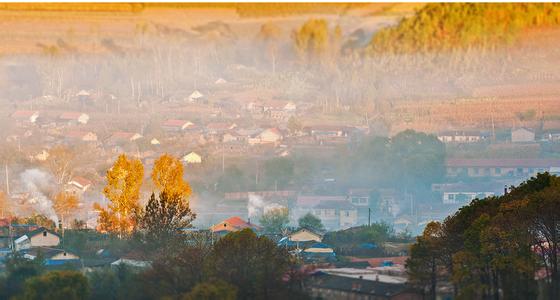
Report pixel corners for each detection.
[504,185,508,195]
[248,217,251,225]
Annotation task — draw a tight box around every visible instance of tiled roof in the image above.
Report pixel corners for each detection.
[11,110,38,118]
[59,112,84,120]
[446,159,560,168]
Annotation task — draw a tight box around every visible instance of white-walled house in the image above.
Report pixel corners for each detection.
[182,151,202,164]
[511,128,535,143]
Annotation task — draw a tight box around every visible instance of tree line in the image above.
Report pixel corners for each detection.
[368,3,560,54]
[407,172,560,299]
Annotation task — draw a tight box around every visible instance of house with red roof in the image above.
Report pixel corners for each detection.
[162,119,194,132]
[206,122,237,134]
[59,112,89,125]
[65,131,97,142]
[11,111,39,123]
[106,131,143,146]
[210,216,261,234]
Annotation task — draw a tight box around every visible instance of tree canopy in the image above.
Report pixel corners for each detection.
[406,172,560,299]
[368,3,560,54]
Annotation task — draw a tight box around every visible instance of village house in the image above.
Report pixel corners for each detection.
[65,130,98,142]
[347,189,371,207]
[313,200,359,230]
[437,130,488,143]
[106,131,143,146]
[182,151,202,164]
[67,176,93,194]
[59,112,90,125]
[162,119,194,132]
[446,158,560,178]
[187,90,204,103]
[248,128,283,145]
[210,216,260,235]
[206,122,237,134]
[21,247,80,266]
[307,269,422,300]
[289,228,323,242]
[13,227,60,251]
[543,130,560,142]
[11,110,40,124]
[511,127,535,143]
[432,182,503,204]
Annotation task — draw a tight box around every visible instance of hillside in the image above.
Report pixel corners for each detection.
[367,3,560,54]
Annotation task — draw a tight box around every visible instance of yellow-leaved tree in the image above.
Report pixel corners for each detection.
[95,154,144,236]
[53,191,79,227]
[151,154,191,199]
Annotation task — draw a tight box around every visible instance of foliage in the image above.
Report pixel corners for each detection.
[344,130,445,192]
[259,207,290,234]
[297,213,324,232]
[53,191,79,226]
[263,157,294,189]
[14,214,56,230]
[406,222,444,300]
[405,173,560,299]
[135,192,196,251]
[0,252,45,299]
[96,154,144,236]
[87,265,143,300]
[151,154,191,199]
[181,280,237,300]
[324,223,393,248]
[139,242,211,299]
[20,270,89,300]
[205,229,292,300]
[368,3,560,54]
[287,116,303,135]
[293,19,329,64]
[216,165,247,193]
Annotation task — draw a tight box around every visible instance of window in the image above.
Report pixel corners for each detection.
[43,231,47,237]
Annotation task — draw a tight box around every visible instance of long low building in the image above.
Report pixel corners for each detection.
[446,159,560,178]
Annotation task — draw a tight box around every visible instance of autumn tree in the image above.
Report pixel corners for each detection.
[287,116,303,135]
[96,154,144,236]
[259,207,290,234]
[297,212,324,232]
[53,191,79,227]
[293,19,329,64]
[407,221,445,300]
[151,154,191,199]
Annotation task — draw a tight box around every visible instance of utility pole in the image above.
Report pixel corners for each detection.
[5,164,9,195]
[368,208,371,227]
[221,143,225,174]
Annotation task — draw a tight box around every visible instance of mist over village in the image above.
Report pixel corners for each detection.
[1,3,560,300]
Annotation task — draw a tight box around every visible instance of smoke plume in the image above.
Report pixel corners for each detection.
[20,169,59,223]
